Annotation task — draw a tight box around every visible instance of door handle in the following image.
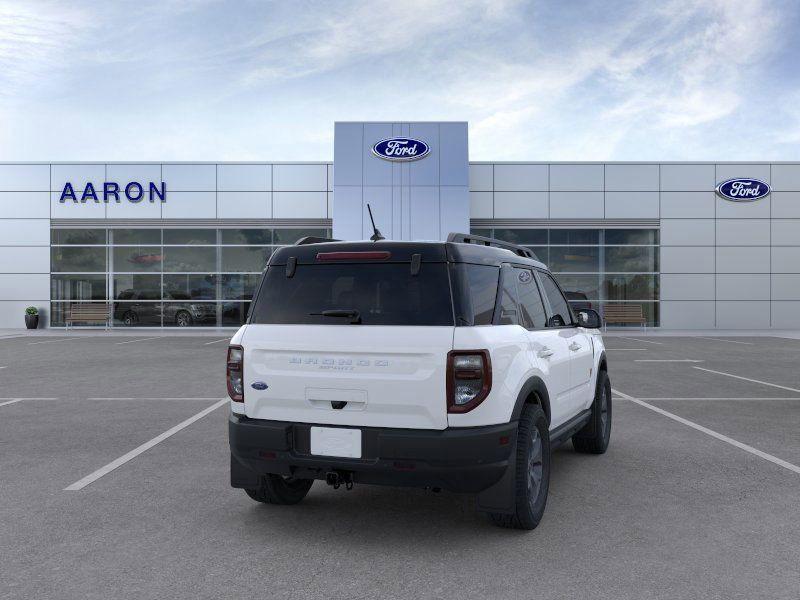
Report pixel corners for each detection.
[538,347,554,358]
[569,342,582,351]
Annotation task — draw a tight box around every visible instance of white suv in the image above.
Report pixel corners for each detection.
[228,233,611,530]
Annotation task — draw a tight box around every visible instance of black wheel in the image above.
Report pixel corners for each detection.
[489,403,551,530]
[122,311,137,326]
[573,370,612,454]
[175,311,193,327]
[244,474,314,505]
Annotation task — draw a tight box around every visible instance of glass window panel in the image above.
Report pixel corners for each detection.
[163,274,217,300]
[163,229,217,245]
[548,247,599,272]
[468,228,492,239]
[514,268,547,329]
[162,247,216,272]
[112,229,161,245]
[51,247,107,272]
[601,302,659,327]
[221,247,271,272]
[113,274,161,300]
[553,274,601,301]
[603,274,659,301]
[113,246,163,272]
[51,274,107,301]
[604,246,658,272]
[50,302,67,327]
[113,302,163,327]
[604,229,659,245]
[528,246,548,263]
[461,264,499,326]
[496,267,519,326]
[550,229,599,245]
[222,301,251,326]
[273,228,328,245]
[539,272,573,327]
[51,229,106,245]
[493,228,548,245]
[220,274,261,300]
[163,302,218,327]
[221,229,272,245]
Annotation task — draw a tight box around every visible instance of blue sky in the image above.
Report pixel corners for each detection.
[1,0,798,161]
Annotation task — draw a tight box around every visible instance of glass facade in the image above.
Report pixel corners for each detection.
[472,228,660,326]
[50,227,329,327]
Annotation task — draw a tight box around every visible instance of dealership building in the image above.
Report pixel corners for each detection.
[1,121,799,330]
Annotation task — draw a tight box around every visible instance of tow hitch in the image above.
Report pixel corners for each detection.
[325,470,354,490]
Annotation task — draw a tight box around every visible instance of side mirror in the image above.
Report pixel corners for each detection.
[577,309,602,329]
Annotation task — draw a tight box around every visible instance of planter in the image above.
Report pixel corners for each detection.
[25,314,39,330]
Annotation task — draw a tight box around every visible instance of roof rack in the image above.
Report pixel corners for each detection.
[447,233,539,260]
[295,236,341,245]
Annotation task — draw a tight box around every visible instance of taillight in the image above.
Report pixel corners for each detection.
[447,350,491,413]
[227,345,244,402]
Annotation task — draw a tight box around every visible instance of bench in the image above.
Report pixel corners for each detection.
[602,304,646,331]
[65,303,111,329]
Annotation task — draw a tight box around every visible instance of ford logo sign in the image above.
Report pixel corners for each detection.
[716,178,771,202]
[372,137,430,162]
[251,381,268,390]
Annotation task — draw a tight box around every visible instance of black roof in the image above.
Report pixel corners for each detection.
[269,239,548,270]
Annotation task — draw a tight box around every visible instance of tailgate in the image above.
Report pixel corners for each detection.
[242,324,454,429]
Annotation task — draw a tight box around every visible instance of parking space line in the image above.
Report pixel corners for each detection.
[203,338,231,345]
[623,397,800,401]
[64,398,228,491]
[0,366,7,369]
[115,337,162,345]
[0,399,23,408]
[28,337,92,345]
[606,348,647,351]
[86,397,222,400]
[635,359,703,363]
[695,337,753,345]
[613,387,800,475]
[618,336,663,345]
[693,367,800,394]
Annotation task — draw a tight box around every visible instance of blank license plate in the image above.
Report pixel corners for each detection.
[310,427,362,458]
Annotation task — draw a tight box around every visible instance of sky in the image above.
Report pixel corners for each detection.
[0,0,799,162]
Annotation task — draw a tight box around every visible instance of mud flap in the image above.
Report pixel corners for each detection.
[475,446,517,515]
[230,454,261,489]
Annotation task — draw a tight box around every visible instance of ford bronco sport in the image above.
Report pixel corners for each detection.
[228,233,611,530]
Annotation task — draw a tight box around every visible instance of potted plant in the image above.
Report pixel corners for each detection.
[24,306,39,330]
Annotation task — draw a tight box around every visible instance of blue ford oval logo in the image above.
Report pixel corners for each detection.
[716,178,771,202]
[251,381,268,390]
[372,137,430,162]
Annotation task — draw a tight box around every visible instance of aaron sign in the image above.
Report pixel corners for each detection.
[59,181,167,203]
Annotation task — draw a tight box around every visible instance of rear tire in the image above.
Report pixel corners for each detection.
[245,475,313,505]
[489,404,551,530]
[572,370,612,454]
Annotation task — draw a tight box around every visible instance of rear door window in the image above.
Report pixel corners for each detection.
[250,263,454,326]
[514,267,547,329]
[538,271,574,327]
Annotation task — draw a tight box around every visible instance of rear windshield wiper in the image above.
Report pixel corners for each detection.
[310,309,362,324]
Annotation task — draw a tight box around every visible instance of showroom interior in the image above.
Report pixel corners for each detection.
[1,121,799,329]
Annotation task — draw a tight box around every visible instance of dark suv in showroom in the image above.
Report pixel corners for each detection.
[114,289,216,327]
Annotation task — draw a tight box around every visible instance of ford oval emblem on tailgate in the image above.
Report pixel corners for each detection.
[251,381,268,390]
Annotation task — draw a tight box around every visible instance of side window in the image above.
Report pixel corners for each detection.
[465,264,499,325]
[496,266,519,326]
[539,272,573,327]
[514,268,547,329]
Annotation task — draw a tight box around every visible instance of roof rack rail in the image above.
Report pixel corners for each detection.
[447,233,539,260]
[295,236,341,245]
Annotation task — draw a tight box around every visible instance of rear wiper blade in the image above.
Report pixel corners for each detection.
[310,309,362,324]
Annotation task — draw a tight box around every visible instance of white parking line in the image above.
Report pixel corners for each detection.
[0,399,23,408]
[623,397,800,401]
[606,348,648,351]
[64,398,228,491]
[86,397,222,401]
[693,367,800,394]
[613,387,800,475]
[115,337,162,345]
[695,337,753,345]
[28,337,91,345]
[634,359,704,363]
[203,338,231,345]
[0,366,7,369]
[618,336,663,345]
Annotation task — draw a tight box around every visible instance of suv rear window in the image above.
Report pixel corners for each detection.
[250,263,454,326]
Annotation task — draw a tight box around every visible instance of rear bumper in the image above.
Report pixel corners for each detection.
[229,414,517,493]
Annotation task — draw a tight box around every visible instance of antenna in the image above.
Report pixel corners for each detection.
[367,203,385,241]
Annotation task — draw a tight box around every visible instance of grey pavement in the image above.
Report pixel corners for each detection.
[1,334,798,599]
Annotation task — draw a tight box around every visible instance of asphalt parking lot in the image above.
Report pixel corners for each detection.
[1,332,799,599]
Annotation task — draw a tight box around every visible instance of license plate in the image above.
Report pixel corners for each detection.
[310,426,362,458]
